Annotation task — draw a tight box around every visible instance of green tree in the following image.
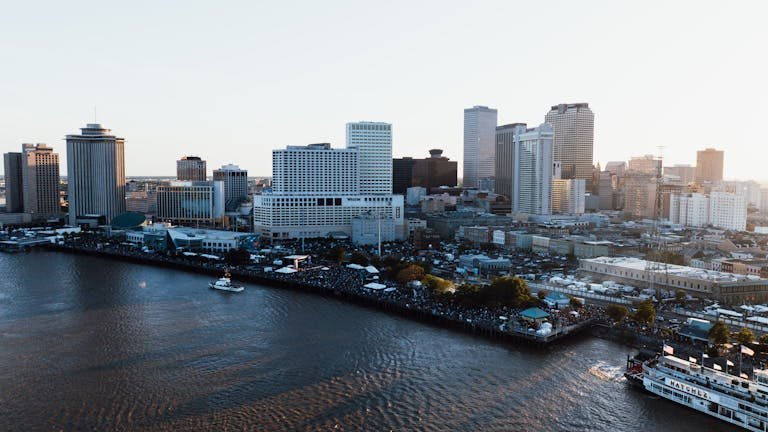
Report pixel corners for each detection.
[224,248,251,267]
[396,265,426,285]
[606,304,629,323]
[350,250,369,266]
[736,327,755,345]
[675,290,686,303]
[537,290,549,300]
[633,300,656,326]
[708,321,730,346]
[569,296,583,309]
[480,276,533,307]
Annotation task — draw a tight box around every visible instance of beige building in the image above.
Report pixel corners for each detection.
[21,143,60,217]
[545,103,594,180]
[176,156,207,181]
[628,155,662,177]
[622,172,657,218]
[695,148,724,182]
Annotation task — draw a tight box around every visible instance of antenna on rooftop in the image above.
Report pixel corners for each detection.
[94,106,98,123]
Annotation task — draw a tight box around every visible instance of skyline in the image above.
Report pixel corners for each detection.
[1,1,767,180]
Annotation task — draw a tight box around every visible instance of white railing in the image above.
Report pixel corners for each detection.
[676,309,768,334]
[528,281,633,305]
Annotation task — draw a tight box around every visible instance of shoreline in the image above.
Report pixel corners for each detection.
[44,244,653,352]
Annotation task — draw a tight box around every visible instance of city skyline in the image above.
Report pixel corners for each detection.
[1,1,766,181]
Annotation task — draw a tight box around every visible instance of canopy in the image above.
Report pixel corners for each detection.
[347,263,365,270]
[275,266,298,274]
[364,282,387,290]
[365,265,380,274]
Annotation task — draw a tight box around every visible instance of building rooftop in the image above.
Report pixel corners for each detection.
[582,256,763,283]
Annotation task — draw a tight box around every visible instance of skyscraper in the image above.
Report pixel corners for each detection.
[664,164,696,185]
[628,154,662,177]
[510,124,554,215]
[463,106,498,188]
[346,121,392,195]
[392,149,457,194]
[66,123,126,226]
[213,164,248,210]
[21,143,60,216]
[177,156,207,181]
[3,152,23,213]
[696,148,724,182]
[545,103,594,180]
[494,123,528,199]
[551,179,586,214]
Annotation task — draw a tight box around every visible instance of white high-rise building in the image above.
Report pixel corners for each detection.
[66,123,126,226]
[512,124,553,215]
[669,191,747,231]
[710,191,746,232]
[213,164,248,210]
[463,106,498,188]
[253,142,403,240]
[545,103,594,180]
[346,121,392,195]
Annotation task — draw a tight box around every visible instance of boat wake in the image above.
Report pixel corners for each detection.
[589,361,624,382]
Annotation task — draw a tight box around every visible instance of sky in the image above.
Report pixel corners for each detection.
[1,0,766,181]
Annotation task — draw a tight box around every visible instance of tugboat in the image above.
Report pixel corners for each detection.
[209,269,244,293]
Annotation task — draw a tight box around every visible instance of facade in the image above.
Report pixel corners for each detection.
[463,105,498,188]
[66,123,126,226]
[20,143,60,217]
[213,164,248,210]
[253,142,404,240]
[545,103,594,179]
[669,193,710,228]
[628,155,662,177]
[709,191,746,231]
[551,179,586,214]
[622,172,657,218]
[580,256,768,304]
[346,121,392,195]
[3,152,23,213]
[604,161,626,177]
[597,171,614,210]
[392,149,457,194]
[494,123,527,199]
[513,124,553,215]
[695,148,724,182]
[177,156,207,181]
[664,164,696,185]
[156,181,224,224]
[351,212,396,245]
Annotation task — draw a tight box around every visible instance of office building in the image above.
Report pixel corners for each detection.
[213,164,248,210]
[346,121,392,194]
[709,191,746,231]
[664,164,696,185]
[512,124,554,215]
[351,212,396,245]
[552,179,586,214]
[495,123,527,199]
[696,148,724,182]
[393,149,457,194]
[463,106,498,188]
[253,142,404,240]
[21,143,60,216]
[669,193,710,228]
[545,103,594,179]
[3,152,23,213]
[156,181,224,225]
[622,172,657,218]
[628,154,662,177]
[177,156,207,181]
[604,161,626,177]
[66,123,126,226]
[597,171,614,210]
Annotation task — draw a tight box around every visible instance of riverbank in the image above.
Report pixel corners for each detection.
[47,243,607,348]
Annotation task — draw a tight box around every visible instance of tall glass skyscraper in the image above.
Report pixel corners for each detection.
[463,105,498,188]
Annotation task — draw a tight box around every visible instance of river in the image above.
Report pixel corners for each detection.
[0,251,731,431]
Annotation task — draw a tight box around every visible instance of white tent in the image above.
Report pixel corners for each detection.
[365,265,380,274]
[275,266,298,274]
[364,282,387,290]
[347,263,365,270]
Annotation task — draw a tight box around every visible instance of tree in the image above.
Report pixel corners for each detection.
[708,321,730,346]
[350,250,369,266]
[224,248,251,267]
[480,276,533,307]
[569,296,583,309]
[326,246,346,263]
[537,290,549,300]
[422,274,455,294]
[606,304,629,323]
[396,265,425,285]
[736,327,755,345]
[675,290,686,303]
[760,333,768,346]
[633,300,656,326]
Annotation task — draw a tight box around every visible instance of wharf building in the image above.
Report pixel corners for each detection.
[66,124,125,226]
[463,106,498,188]
[213,164,248,210]
[580,256,768,304]
[253,142,404,240]
[545,103,594,180]
[156,181,225,225]
[392,149,457,194]
[177,156,207,181]
[695,148,724,182]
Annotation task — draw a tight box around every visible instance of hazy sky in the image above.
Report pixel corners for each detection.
[1,1,766,180]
